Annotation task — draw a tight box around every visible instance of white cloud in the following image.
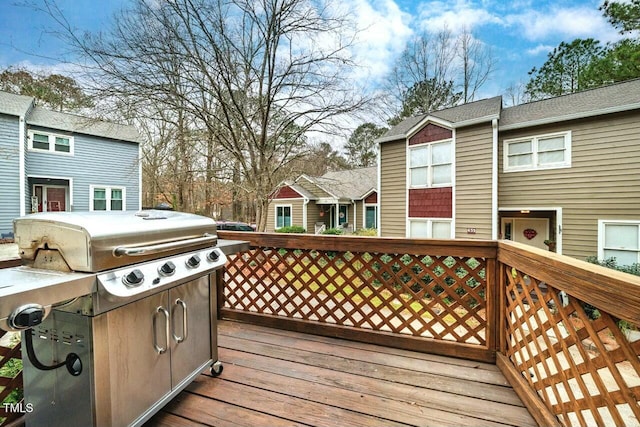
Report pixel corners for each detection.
[344,0,413,85]
[504,5,622,43]
[415,0,503,34]
[526,44,555,56]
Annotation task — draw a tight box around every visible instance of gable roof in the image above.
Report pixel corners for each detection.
[308,167,377,200]
[28,107,141,143]
[0,91,34,117]
[500,78,640,130]
[378,96,502,143]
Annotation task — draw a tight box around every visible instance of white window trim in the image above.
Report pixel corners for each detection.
[28,130,74,156]
[407,140,453,189]
[407,218,454,239]
[597,219,640,263]
[503,131,571,173]
[274,204,293,229]
[90,185,126,211]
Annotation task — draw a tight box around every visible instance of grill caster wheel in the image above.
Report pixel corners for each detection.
[210,361,223,377]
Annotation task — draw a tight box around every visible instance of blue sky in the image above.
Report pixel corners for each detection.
[0,0,624,102]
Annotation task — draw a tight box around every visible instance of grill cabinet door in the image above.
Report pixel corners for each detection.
[94,291,172,426]
[169,276,211,386]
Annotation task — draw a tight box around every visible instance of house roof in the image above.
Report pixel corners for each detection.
[378,96,502,143]
[500,78,640,130]
[308,167,377,201]
[0,91,34,117]
[28,107,141,143]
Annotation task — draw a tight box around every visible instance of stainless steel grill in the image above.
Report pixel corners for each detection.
[0,210,247,427]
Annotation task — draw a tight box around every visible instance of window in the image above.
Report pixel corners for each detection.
[91,186,126,211]
[338,205,348,226]
[504,132,571,172]
[275,205,292,229]
[598,220,640,266]
[365,206,377,229]
[409,219,452,239]
[409,141,452,187]
[28,131,74,155]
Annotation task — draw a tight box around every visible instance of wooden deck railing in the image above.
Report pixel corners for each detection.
[2,235,640,426]
[218,231,640,427]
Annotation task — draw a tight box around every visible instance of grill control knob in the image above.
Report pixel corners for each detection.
[158,261,176,276]
[207,250,220,262]
[122,269,144,287]
[186,254,201,269]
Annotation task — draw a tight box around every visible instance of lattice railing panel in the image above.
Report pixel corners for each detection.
[224,248,487,345]
[0,330,22,426]
[504,266,640,427]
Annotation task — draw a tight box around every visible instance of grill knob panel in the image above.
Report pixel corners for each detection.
[186,254,201,269]
[122,269,145,287]
[158,261,176,276]
[207,250,220,262]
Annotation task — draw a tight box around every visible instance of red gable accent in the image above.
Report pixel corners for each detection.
[409,123,452,146]
[271,185,303,199]
[408,188,452,218]
[365,192,377,204]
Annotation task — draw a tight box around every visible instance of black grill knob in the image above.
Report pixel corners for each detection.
[123,269,144,287]
[207,250,220,262]
[158,261,176,276]
[186,254,201,269]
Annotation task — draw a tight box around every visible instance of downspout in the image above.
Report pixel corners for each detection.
[138,143,143,210]
[303,198,309,233]
[377,142,381,237]
[491,118,499,240]
[19,116,26,217]
[352,199,356,232]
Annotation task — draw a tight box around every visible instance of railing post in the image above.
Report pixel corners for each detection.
[485,257,500,355]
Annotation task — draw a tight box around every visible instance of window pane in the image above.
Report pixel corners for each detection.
[94,200,107,211]
[432,164,451,185]
[365,206,376,229]
[538,136,565,151]
[603,249,638,266]
[111,189,122,200]
[508,154,533,167]
[432,221,451,239]
[94,189,106,200]
[55,137,70,153]
[410,221,429,238]
[111,200,123,211]
[538,150,565,165]
[411,167,428,186]
[605,224,639,249]
[33,133,49,150]
[431,142,451,164]
[508,141,532,155]
[410,147,429,167]
[284,206,291,227]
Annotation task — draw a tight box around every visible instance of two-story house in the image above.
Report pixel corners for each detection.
[267,167,378,233]
[0,91,141,237]
[376,78,640,264]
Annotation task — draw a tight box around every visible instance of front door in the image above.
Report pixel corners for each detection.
[34,185,68,212]
[502,217,549,250]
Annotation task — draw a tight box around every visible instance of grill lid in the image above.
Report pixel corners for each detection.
[14,210,218,272]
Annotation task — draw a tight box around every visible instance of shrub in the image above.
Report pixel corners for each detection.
[586,256,640,276]
[322,228,343,235]
[275,225,306,233]
[352,228,377,237]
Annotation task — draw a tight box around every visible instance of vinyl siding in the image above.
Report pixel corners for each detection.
[307,203,324,233]
[499,112,640,260]
[0,114,20,234]
[25,128,140,212]
[354,200,364,229]
[380,139,406,237]
[455,123,494,239]
[297,179,332,199]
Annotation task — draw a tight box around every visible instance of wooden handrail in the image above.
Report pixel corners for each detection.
[498,240,640,325]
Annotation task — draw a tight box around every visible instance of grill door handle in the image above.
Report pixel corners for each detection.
[114,234,217,257]
[172,299,188,343]
[153,306,170,354]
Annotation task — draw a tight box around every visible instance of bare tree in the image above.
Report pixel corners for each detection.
[456,28,496,103]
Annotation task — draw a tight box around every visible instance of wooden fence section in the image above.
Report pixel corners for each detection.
[220,232,498,362]
[497,241,640,427]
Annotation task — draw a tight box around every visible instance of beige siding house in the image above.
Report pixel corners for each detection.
[267,167,378,234]
[377,79,640,264]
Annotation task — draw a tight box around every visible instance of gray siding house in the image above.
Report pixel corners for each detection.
[0,91,141,237]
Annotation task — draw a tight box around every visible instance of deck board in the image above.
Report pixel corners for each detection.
[146,320,535,427]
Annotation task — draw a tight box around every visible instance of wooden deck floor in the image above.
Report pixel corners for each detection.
[147,320,535,427]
